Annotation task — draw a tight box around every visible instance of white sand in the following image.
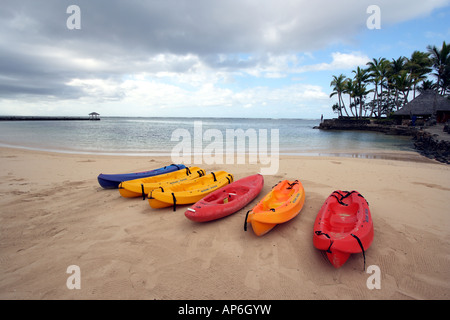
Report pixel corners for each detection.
[0,147,449,299]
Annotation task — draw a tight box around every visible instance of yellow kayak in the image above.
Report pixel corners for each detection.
[148,171,234,211]
[118,166,205,198]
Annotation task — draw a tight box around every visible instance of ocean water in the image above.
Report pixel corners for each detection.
[0,117,414,156]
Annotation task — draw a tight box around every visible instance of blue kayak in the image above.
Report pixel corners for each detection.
[97,164,186,189]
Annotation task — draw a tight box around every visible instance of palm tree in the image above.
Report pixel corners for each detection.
[344,79,356,117]
[327,43,446,118]
[330,74,350,117]
[406,51,432,99]
[352,67,372,118]
[367,57,389,118]
[418,80,437,93]
[389,57,407,105]
[441,64,450,95]
[391,70,412,110]
[427,41,450,95]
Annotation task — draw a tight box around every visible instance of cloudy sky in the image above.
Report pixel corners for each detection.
[1,0,449,119]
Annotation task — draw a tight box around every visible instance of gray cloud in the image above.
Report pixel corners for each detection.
[1,0,449,101]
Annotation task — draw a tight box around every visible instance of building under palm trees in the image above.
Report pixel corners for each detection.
[393,90,450,123]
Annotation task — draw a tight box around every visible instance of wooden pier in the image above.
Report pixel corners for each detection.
[0,114,100,121]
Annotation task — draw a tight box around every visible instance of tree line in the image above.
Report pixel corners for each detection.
[330,41,450,119]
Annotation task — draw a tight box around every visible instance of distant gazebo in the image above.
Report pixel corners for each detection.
[393,90,450,123]
[89,112,100,120]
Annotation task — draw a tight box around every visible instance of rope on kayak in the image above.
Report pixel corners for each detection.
[141,184,146,200]
[315,231,333,253]
[171,193,177,212]
[287,180,299,189]
[337,190,369,207]
[330,194,348,206]
[357,193,369,206]
[332,191,346,198]
[197,170,205,177]
[341,191,358,201]
[244,210,251,231]
[272,181,281,189]
[351,233,366,271]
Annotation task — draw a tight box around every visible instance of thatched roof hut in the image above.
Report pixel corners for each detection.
[394,90,450,123]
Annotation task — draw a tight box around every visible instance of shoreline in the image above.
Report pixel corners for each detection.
[1,146,449,299]
[0,142,430,163]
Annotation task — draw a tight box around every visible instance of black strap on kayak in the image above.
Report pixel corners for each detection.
[270,208,276,212]
[272,181,281,189]
[148,190,154,200]
[351,234,366,271]
[211,172,217,182]
[330,194,348,206]
[226,176,231,184]
[287,180,299,189]
[141,184,146,200]
[159,186,164,192]
[357,193,369,206]
[171,193,177,212]
[185,167,191,176]
[171,164,181,170]
[341,191,358,201]
[197,170,204,177]
[315,231,333,253]
[244,210,251,231]
[332,191,345,198]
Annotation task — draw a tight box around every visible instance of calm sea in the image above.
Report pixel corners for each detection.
[0,117,414,156]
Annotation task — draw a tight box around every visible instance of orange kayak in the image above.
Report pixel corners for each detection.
[244,180,305,236]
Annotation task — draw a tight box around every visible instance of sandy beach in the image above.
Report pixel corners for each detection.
[0,146,449,300]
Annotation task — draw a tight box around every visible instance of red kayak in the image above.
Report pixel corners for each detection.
[313,190,374,269]
[185,174,264,222]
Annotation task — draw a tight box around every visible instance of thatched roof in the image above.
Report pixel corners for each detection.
[394,90,450,116]
[89,112,100,115]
